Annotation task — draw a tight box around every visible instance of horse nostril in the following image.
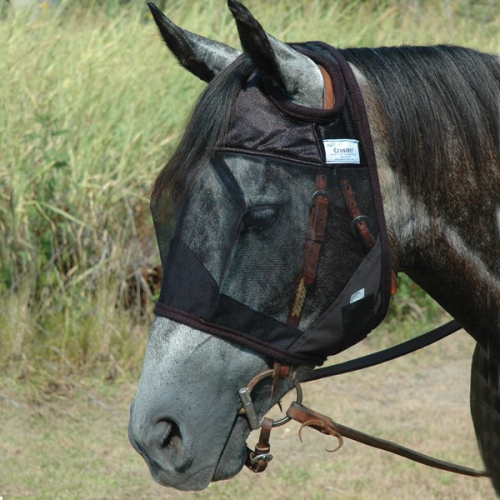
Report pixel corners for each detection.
[129,410,192,475]
[155,419,183,452]
[150,419,192,473]
[159,420,174,449]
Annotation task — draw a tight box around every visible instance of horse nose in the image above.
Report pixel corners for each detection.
[128,408,192,476]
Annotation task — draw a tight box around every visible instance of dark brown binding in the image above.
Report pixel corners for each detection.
[287,402,489,478]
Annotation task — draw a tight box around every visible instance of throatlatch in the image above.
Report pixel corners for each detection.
[152,43,392,366]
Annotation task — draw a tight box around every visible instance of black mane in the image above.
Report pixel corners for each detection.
[151,55,256,202]
[339,45,500,198]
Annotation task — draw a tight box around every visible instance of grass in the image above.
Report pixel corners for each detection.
[0,329,496,498]
[1,0,499,381]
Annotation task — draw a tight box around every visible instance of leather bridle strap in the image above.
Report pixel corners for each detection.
[245,417,273,473]
[273,66,335,394]
[286,173,329,329]
[340,175,398,295]
[286,402,489,477]
[319,65,335,109]
[274,174,328,392]
[285,65,334,330]
[340,177,376,249]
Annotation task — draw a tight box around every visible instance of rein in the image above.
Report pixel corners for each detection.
[240,325,488,478]
[240,66,488,479]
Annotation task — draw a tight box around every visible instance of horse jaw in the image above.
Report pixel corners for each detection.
[129,317,273,490]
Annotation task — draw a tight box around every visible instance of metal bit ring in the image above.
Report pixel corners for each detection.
[239,369,303,429]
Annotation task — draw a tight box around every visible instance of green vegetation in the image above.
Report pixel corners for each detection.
[1,0,499,380]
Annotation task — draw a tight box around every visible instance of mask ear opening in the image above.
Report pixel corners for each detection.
[227,0,324,108]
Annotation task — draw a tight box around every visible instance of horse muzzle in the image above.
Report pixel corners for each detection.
[128,400,210,490]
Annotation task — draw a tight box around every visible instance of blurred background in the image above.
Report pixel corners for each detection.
[0,1,498,498]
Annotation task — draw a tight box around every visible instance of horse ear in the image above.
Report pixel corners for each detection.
[148,3,241,83]
[227,0,324,107]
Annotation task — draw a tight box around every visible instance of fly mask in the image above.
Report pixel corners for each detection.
[151,43,393,366]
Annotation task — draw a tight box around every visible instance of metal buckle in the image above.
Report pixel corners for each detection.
[238,369,303,430]
[350,214,371,237]
[311,189,329,207]
[250,453,273,466]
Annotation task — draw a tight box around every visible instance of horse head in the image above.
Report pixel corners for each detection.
[128,2,343,490]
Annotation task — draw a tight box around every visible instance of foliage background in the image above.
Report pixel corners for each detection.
[0,0,499,381]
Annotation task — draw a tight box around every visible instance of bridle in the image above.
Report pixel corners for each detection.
[239,66,488,479]
[239,322,488,477]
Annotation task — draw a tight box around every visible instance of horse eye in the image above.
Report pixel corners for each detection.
[240,206,280,234]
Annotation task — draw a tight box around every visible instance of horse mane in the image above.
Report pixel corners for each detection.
[151,55,256,203]
[339,45,500,200]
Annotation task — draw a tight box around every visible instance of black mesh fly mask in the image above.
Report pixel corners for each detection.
[151,43,392,366]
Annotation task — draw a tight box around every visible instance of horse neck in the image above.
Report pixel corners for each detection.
[354,65,500,351]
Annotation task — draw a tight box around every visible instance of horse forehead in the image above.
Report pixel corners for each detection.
[223,156,292,200]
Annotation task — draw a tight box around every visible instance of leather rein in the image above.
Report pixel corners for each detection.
[239,67,488,479]
[240,323,487,478]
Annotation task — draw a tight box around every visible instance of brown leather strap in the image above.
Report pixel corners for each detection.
[340,176,398,295]
[286,174,329,328]
[391,271,398,295]
[319,65,335,109]
[287,402,489,478]
[272,361,291,397]
[245,417,273,473]
[304,174,329,286]
[284,66,334,330]
[340,177,376,249]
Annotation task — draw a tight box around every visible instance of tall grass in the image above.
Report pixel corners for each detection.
[1,0,498,379]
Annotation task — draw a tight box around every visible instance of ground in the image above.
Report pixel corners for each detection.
[0,329,496,499]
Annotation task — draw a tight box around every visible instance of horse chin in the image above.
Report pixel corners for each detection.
[150,470,210,492]
[212,415,252,482]
[213,376,299,483]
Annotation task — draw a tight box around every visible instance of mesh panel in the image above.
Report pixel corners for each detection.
[153,152,382,362]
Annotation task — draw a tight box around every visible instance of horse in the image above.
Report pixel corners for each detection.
[128,0,500,492]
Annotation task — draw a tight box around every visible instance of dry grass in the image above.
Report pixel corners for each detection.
[0,329,496,499]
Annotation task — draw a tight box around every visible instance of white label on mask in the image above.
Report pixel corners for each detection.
[323,139,360,164]
[350,288,365,304]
